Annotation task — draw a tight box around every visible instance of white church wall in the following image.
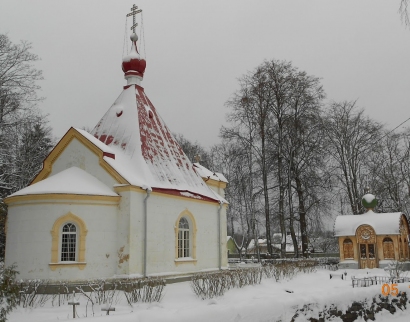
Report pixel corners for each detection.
[207,184,225,199]
[220,205,228,268]
[128,190,146,275]
[5,200,118,281]
[51,138,118,189]
[139,192,227,275]
[115,189,146,277]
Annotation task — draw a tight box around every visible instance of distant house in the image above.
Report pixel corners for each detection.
[227,236,239,255]
[247,235,301,256]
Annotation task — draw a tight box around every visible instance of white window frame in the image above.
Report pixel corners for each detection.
[60,223,78,262]
[178,217,190,258]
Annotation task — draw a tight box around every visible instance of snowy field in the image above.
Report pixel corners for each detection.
[8,268,410,322]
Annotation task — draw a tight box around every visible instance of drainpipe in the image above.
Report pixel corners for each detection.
[143,188,151,277]
[218,201,224,270]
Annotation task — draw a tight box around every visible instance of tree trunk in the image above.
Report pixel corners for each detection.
[295,175,309,258]
[288,153,298,257]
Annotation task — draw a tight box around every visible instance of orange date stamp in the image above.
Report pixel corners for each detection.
[381,283,399,296]
[381,283,410,296]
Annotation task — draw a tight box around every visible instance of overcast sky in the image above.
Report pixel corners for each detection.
[1,1,409,148]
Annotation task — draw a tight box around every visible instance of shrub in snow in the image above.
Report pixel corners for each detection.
[262,259,318,282]
[15,277,166,317]
[18,279,52,308]
[122,278,165,305]
[0,263,19,322]
[384,260,408,280]
[190,268,263,299]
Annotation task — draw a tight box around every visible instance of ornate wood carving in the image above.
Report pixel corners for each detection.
[356,225,376,244]
[399,218,409,260]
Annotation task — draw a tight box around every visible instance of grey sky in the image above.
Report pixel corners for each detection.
[1,1,409,147]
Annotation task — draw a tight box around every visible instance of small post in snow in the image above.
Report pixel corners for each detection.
[68,291,79,318]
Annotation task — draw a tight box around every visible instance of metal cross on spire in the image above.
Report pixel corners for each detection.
[126,4,142,33]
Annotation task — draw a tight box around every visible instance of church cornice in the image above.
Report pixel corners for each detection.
[5,193,120,206]
[114,185,223,205]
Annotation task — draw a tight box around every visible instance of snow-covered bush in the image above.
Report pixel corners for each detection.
[0,263,19,322]
[190,268,263,299]
[18,279,51,308]
[384,260,408,280]
[122,278,165,305]
[262,259,318,282]
[190,271,228,299]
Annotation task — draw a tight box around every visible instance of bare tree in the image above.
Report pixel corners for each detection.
[368,130,410,215]
[211,142,259,259]
[400,0,410,28]
[322,101,382,215]
[0,34,50,257]
[0,34,44,194]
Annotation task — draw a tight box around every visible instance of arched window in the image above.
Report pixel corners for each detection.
[178,217,190,258]
[61,223,77,261]
[383,237,394,259]
[50,212,88,270]
[343,238,354,259]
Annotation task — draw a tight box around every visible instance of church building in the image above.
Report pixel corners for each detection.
[4,7,228,281]
[334,193,410,269]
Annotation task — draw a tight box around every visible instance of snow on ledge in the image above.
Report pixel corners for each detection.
[9,167,118,197]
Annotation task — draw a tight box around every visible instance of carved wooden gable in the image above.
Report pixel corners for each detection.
[356,225,376,244]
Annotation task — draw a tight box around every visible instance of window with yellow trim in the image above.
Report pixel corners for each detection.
[174,210,197,262]
[61,223,77,261]
[50,212,87,270]
[178,217,190,258]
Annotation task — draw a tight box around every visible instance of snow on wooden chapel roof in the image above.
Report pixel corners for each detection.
[334,193,409,236]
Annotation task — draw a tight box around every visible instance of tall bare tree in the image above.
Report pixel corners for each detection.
[0,34,51,257]
[368,130,410,215]
[322,101,382,215]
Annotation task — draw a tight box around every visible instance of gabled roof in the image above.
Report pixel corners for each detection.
[193,163,228,183]
[334,211,407,236]
[91,85,225,203]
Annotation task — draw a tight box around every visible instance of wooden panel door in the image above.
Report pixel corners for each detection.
[359,244,376,269]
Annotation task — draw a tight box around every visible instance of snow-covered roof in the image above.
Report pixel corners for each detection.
[193,163,228,183]
[247,238,297,252]
[334,211,404,236]
[9,167,118,197]
[90,85,225,203]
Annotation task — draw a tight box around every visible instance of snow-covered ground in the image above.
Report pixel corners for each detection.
[8,268,410,322]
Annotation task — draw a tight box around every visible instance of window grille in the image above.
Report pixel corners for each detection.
[61,223,77,261]
[178,217,190,258]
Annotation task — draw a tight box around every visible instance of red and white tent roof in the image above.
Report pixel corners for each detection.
[89,34,225,203]
[8,33,226,204]
[91,85,225,202]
